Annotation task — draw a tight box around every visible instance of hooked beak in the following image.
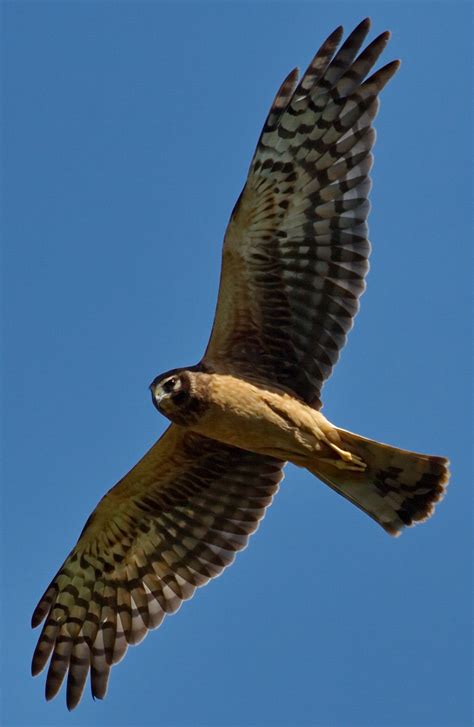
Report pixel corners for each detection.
[149,380,164,410]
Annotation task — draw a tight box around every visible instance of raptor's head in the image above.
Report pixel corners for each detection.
[149,367,207,426]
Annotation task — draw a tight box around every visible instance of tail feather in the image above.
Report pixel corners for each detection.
[310,428,450,536]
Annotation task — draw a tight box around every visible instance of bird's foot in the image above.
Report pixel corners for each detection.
[324,442,367,471]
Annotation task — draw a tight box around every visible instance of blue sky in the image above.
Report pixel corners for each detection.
[2,2,472,726]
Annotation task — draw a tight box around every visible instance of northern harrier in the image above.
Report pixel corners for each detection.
[32,19,449,709]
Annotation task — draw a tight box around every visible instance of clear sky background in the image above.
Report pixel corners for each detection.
[2,2,472,726]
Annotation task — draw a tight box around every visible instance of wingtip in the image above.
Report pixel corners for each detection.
[284,67,299,88]
[45,686,56,702]
[372,29,391,47]
[345,17,371,39]
[388,59,402,79]
[372,59,402,89]
[329,24,344,43]
[66,696,80,712]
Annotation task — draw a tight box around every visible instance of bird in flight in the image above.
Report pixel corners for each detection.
[32,18,449,710]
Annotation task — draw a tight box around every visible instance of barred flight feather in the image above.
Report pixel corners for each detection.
[203,18,400,408]
[311,429,450,536]
[32,426,283,709]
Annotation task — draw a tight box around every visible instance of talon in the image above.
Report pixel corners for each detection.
[348,452,366,469]
[319,458,366,472]
[323,441,367,471]
[328,441,364,462]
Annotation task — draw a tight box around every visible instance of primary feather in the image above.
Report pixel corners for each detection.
[203,19,400,408]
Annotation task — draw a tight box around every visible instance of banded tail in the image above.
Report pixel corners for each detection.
[310,429,450,536]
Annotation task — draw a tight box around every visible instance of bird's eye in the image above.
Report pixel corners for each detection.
[162,377,177,393]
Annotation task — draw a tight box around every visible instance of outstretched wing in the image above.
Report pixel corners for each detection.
[202,19,400,408]
[31,425,283,709]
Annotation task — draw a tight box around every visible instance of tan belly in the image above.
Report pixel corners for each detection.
[189,374,334,461]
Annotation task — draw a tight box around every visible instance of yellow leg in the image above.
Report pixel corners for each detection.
[324,441,367,471]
